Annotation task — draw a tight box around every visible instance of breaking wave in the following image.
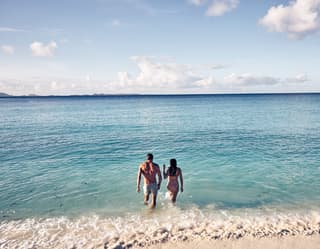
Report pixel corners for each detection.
[1,206,320,249]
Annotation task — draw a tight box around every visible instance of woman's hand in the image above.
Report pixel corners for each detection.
[163,164,167,179]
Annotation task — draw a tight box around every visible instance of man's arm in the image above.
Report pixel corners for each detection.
[136,167,142,193]
[156,166,162,190]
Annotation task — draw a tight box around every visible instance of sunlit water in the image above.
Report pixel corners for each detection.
[1,94,320,247]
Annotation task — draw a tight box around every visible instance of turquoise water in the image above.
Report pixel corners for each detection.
[1,94,320,221]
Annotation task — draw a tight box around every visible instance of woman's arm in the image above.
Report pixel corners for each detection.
[179,168,183,192]
[163,164,168,179]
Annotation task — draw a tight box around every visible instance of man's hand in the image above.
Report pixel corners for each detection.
[163,164,166,170]
[157,183,161,190]
[181,187,184,192]
[136,186,140,193]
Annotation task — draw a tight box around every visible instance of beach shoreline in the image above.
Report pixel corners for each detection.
[143,235,320,249]
[1,208,320,248]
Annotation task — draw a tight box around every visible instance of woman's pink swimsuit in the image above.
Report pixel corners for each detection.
[167,170,180,193]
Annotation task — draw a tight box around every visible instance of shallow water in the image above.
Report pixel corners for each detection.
[1,94,320,247]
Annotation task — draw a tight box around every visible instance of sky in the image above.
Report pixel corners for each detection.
[0,0,320,95]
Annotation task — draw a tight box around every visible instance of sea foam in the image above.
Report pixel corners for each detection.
[1,207,320,249]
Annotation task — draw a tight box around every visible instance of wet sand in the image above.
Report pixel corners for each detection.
[144,235,320,249]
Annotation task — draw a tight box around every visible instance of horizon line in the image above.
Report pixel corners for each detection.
[1,92,320,98]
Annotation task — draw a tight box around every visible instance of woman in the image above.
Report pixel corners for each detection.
[163,159,183,203]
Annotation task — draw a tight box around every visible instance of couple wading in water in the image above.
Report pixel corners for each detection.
[136,153,184,208]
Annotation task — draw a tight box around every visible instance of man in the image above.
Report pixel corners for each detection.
[136,153,162,208]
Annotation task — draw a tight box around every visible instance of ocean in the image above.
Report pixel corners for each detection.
[1,94,320,248]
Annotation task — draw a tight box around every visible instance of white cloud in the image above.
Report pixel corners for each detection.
[189,0,207,6]
[0,27,25,32]
[0,56,215,95]
[0,77,112,96]
[286,73,309,83]
[116,56,215,90]
[259,0,320,39]
[1,45,15,55]
[206,0,239,16]
[208,64,228,70]
[51,81,57,89]
[223,73,310,86]
[188,0,239,16]
[223,73,280,86]
[30,41,57,57]
[0,56,313,95]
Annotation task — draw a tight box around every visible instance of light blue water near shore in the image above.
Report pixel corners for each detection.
[1,94,320,221]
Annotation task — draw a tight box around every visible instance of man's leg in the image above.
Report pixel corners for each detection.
[144,194,149,205]
[143,185,149,205]
[150,193,157,208]
[150,184,158,208]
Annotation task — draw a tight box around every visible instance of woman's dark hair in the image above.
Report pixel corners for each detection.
[168,158,177,176]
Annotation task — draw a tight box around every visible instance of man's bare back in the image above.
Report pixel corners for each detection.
[140,161,160,184]
[136,154,162,208]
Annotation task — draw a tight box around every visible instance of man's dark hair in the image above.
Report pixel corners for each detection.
[146,153,153,161]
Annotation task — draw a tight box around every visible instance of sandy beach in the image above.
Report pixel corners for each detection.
[144,235,320,249]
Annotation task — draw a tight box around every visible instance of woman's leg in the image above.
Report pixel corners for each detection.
[171,192,178,203]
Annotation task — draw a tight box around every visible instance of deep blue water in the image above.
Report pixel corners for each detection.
[1,94,320,220]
